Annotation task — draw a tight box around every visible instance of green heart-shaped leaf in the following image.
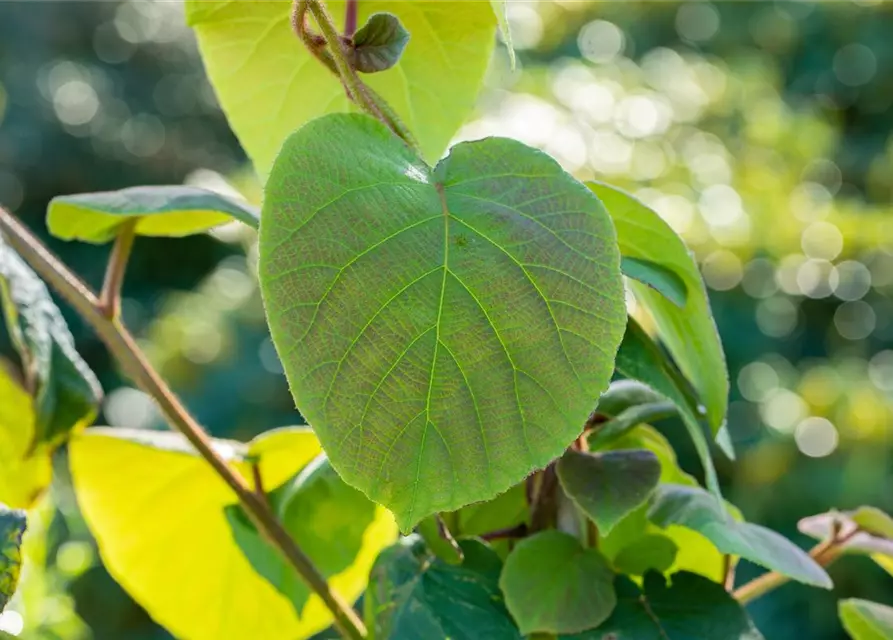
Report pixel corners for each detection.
[649,484,832,588]
[0,237,101,449]
[366,536,521,639]
[590,183,728,437]
[350,13,410,73]
[564,572,764,640]
[47,186,259,244]
[187,0,496,176]
[259,113,626,530]
[0,504,26,613]
[557,449,660,535]
[839,598,893,640]
[500,530,616,635]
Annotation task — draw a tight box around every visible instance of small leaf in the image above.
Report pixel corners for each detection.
[0,367,52,509]
[453,482,528,538]
[0,237,101,449]
[489,0,515,68]
[612,534,677,575]
[851,506,893,539]
[597,426,728,583]
[615,316,722,499]
[649,484,831,588]
[596,379,670,417]
[564,572,764,639]
[590,182,729,435]
[556,449,660,535]
[260,113,627,530]
[366,536,521,640]
[349,13,410,74]
[70,426,396,640]
[621,256,687,308]
[417,515,463,565]
[799,508,893,576]
[0,504,26,613]
[187,0,496,175]
[47,185,259,244]
[500,531,616,634]
[839,599,893,640]
[589,401,677,450]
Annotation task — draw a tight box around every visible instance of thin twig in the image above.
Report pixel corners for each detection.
[0,206,366,640]
[291,0,338,75]
[98,219,138,319]
[733,527,860,604]
[722,554,736,591]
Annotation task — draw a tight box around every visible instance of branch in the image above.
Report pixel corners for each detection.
[98,218,137,319]
[344,0,358,37]
[733,528,859,604]
[0,206,367,640]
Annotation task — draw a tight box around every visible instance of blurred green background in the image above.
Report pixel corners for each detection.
[1,1,892,638]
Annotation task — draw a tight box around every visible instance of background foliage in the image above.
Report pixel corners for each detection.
[1,1,892,638]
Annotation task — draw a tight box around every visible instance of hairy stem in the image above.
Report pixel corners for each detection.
[344,0,358,36]
[0,207,367,640]
[98,219,137,319]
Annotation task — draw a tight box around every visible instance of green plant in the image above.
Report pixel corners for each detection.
[0,2,891,639]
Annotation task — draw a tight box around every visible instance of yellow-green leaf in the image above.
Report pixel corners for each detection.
[70,427,397,640]
[839,599,893,640]
[0,237,101,450]
[589,182,728,435]
[0,368,51,509]
[186,0,496,177]
[47,185,259,244]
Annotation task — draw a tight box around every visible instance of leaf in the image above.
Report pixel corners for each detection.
[187,0,496,176]
[649,484,831,588]
[349,13,410,74]
[799,508,893,575]
[0,237,101,449]
[366,536,522,640]
[597,426,728,582]
[852,506,893,539]
[589,182,728,435]
[589,380,678,449]
[0,368,51,509]
[417,515,463,565]
[0,504,26,613]
[612,534,677,575]
[489,0,515,68]
[500,531,616,635]
[453,482,528,538]
[47,185,259,244]
[839,599,893,640]
[69,426,397,640]
[621,256,687,308]
[615,316,722,499]
[556,449,660,535]
[225,453,385,615]
[565,572,764,639]
[259,114,627,530]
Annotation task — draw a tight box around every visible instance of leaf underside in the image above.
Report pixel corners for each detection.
[260,114,626,529]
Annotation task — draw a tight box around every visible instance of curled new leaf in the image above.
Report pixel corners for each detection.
[799,507,893,575]
[0,504,26,613]
[350,13,410,73]
[0,237,101,449]
[259,113,626,530]
[47,185,259,244]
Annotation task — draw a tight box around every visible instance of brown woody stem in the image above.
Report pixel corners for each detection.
[0,206,366,640]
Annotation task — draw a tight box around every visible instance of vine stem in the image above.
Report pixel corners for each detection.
[0,207,367,640]
[733,527,858,604]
